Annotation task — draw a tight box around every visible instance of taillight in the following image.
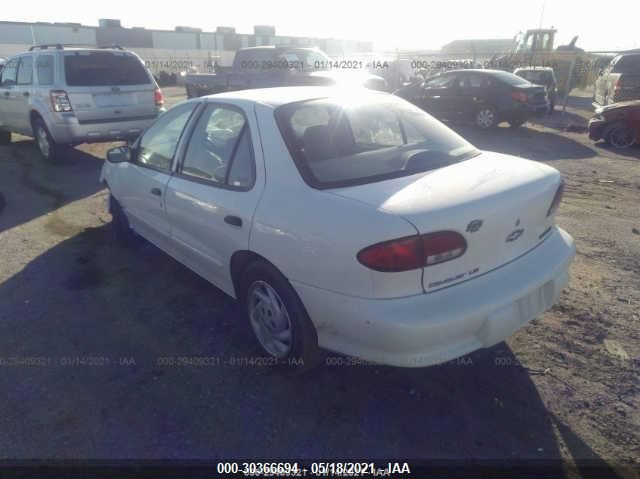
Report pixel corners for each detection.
[357,231,467,272]
[547,180,565,217]
[512,90,528,103]
[154,88,164,107]
[50,90,73,112]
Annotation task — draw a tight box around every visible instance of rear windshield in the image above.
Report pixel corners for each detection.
[275,94,480,189]
[614,54,640,73]
[516,70,553,84]
[64,51,151,86]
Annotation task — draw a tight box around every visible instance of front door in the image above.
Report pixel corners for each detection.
[117,101,198,250]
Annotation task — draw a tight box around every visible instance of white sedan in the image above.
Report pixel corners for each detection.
[100,86,575,369]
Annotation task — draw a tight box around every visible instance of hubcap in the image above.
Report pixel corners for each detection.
[247,281,293,358]
[476,109,494,128]
[36,126,50,158]
[610,126,634,148]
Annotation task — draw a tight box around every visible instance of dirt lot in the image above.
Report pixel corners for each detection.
[0,88,638,475]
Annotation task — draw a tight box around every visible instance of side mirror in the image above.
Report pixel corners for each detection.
[106,145,131,163]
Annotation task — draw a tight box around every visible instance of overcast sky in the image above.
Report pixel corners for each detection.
[4,0,639,52]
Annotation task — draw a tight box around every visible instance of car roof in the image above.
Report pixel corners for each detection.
[204,86,390,108]
[514,66,554,71]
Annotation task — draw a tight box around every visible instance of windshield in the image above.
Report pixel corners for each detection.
[275,94,480,188]
[64,51,151,86]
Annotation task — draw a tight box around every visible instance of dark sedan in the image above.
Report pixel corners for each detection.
[588,100,640,148]
[394,69,548,129]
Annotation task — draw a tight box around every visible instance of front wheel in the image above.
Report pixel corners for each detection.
[241,260,320,371]
[32,117,67,163]
[475,107,497,129]
[109,195,138,245]
[606,122,636,149]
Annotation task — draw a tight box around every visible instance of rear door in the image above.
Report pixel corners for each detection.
[116,101,198,250]
[62,50,158,123]
[0,58,19,131]
[165,102,264,296]
[12,55,34,134]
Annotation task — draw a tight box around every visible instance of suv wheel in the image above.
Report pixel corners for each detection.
[0,130,11,145]
[475,107,497,129]
[32,117,66,163]
[606,122,635,149]
[241,260,320,371]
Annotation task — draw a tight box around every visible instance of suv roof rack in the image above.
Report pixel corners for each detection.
[29,44,64,51]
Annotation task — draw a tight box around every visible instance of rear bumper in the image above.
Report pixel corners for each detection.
[47,112,160,144]
[293,227,575,368]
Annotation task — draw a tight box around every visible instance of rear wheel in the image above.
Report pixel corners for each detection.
[32,117,67,163]
[0,130,11,145]
[508,117,526,128]
[240,260,320,371]
[475,107,497,129]
[606,122,635,149]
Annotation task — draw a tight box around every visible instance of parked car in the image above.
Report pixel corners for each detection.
[100,87,575,369]
[588,100,640,148]
[514,66,558,113]
[394,69,548,129]
[184,46,387,98]
[593,52,640,107]
[0,44,165,162]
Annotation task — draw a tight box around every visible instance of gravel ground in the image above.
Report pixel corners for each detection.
[0,88,638,476]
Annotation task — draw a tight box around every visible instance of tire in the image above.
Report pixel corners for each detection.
[32,117,67,163]
[240,260,320,371]
[508,118,526,128]
[605,122,636,149]
[474,107,497,129]
[109,195,138,245]
[0,130,11,145]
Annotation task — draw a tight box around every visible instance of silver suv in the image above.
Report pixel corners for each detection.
[0,44,165,162]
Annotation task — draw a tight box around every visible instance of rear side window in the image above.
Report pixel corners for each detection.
[276,95,479,189]
[17,56,33,85]
[0,59,18,86]
[64,51,151,86]
[36,55,55,85]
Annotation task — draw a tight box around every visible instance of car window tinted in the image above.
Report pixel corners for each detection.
[137,103,197,172]
[0,59,18,86]
[36,55,55,85]
[614,55,640,73]
[276,95,479,188]
[491,70,531,86]
[181,105,250,186]
[17,56,33,85]
[424,74,457,88]
[64,51,151,86]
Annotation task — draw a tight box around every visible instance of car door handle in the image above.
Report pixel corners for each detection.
[150,187,162,196]
[224,215,242,227]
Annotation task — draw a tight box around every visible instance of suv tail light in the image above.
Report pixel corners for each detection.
[547,180,565,217]
[154,88,165,107]
[511,90,528,103]
[50,90,73,112]
[357,231,467,272]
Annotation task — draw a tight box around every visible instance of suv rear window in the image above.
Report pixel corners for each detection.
[614,54,640,73]
[275,94,479,189]
[64,51,151,86]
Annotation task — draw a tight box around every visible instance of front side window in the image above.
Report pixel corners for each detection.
[36,55,55,85]
[0,59,18,86]
[17,56,33,85]
[136,102,197,172]
[276,95,479,189]
[181,104,255,188]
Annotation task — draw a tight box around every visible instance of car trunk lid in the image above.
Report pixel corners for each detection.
[327,151,561,292]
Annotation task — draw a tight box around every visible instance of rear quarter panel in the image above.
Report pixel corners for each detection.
[250,103,423,299]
